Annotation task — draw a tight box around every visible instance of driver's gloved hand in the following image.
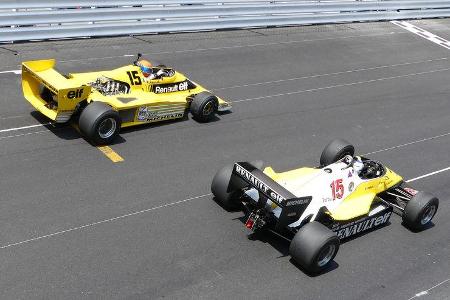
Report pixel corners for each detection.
[156,69,166,77]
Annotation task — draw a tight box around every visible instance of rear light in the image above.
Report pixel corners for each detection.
[245,218,255,229]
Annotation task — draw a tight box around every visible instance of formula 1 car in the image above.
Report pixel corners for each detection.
[211,139,439,274]
[22,54,231,145]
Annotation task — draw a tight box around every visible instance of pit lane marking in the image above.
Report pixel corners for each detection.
[97,145,124,163]
[1,165,449,250]
[407,278,450,300]
[391,21,450,50]
[70,124,124,163]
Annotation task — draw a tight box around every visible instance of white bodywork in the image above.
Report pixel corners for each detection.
[245,159,369,228]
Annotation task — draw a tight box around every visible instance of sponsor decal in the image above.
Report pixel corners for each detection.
[348,182,355,192]
[67,88,83,99]
[404,187,418,196]
[322,197,333,203]
[136,106,183,122]
[348,170,353,178]
[234,164,285,205]
[152,80,195,94]
[333,210,392,239]
[285,197,311,207]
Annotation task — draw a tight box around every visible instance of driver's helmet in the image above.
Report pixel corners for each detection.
[137,59,152,77]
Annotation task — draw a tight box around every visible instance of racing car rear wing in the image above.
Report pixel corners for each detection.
[22,59,91,123]
[231,162,312,228]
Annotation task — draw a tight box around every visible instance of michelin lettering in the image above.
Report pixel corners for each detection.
[137,106,183,122]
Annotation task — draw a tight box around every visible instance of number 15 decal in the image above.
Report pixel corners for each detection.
[330,179,344,200]
[127,71,142,85]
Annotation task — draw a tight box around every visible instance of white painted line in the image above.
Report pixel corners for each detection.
[406,166,450,183]
[2,159,450,249]
[215,57,450,91]
[0,31,402,70]
[392,21,450,50]
[0,193,212,250]
[0,123,51,134]
[365,132,450,155]
[232,67,450,103]
[0,69,21,75]
[152,32,401,56]
[407,278,449,300]
[0,115,27,120]
[0,129,49,141]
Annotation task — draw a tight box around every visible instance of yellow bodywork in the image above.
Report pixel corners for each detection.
[331,168,402,220]
[262,164,403,221]
[22,59,231,125]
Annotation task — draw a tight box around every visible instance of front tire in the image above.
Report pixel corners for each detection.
[320,139,355,166]
[79,102,121,145]
[190,92,218,122]
[403,191,439,230]
[289,222,339,274]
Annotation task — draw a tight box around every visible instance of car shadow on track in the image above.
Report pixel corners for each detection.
[30,111,79,140]
[31,111,129,146]
[402,221,435,233]
[234,214,340,277]
[212,196,341,276]
[105,112,227,139]
[30,110,228,145]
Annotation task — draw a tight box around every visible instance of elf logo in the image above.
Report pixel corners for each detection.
[67,89,84,99]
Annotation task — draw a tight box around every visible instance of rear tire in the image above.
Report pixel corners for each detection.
[320,139,355,166]
[289,222,339,274]
[403,191,439,230]
[190,92,218,122]
[79,102,121,145]
[211,164,240,210]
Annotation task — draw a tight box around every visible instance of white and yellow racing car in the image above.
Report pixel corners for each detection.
[211,139,439,274]
[22,54,231,144]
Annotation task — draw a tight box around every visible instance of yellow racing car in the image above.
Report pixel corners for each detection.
[22,54,231,144]
[211,139,439,274]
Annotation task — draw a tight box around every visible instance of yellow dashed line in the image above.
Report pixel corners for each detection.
[97,146,124,163]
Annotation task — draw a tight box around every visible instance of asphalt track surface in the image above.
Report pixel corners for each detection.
[0,20,449,299]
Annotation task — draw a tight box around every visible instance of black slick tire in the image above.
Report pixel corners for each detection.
[79,101,121,145]
[211,164,240,210]
[289,222,339,274]
[403,191,439,230]
[320,139,355,166]
[190,91,218,122]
